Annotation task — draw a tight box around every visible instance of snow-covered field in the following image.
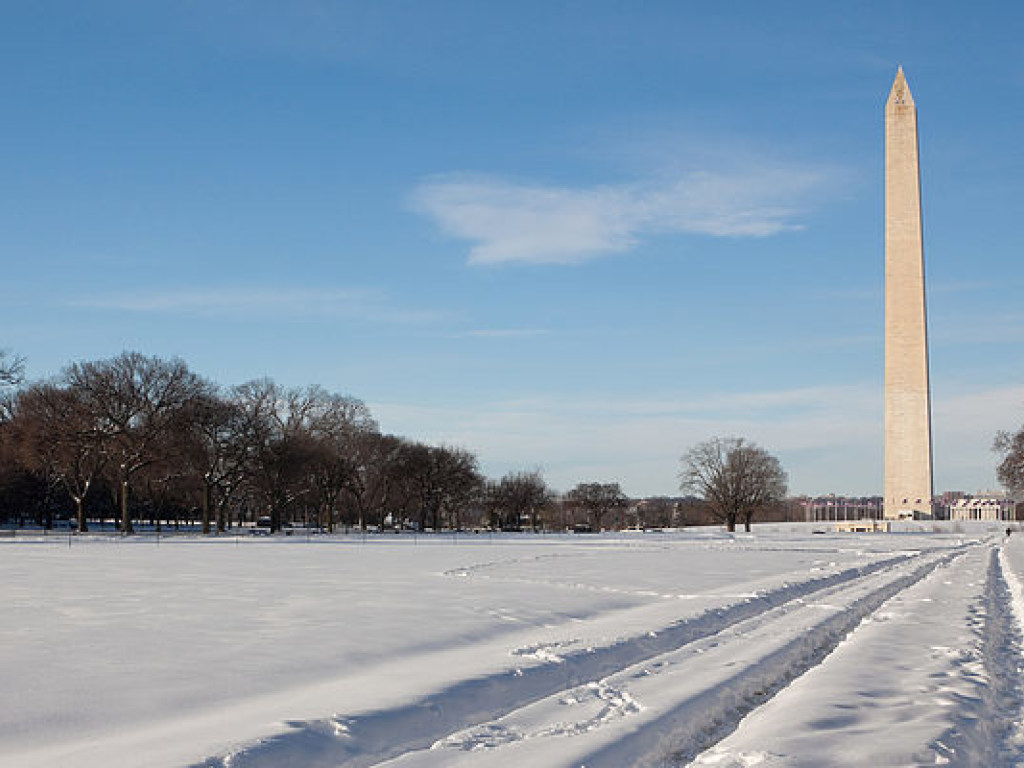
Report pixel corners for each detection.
[3,524,1023,767]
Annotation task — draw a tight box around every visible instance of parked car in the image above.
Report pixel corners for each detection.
[251,516,273,535]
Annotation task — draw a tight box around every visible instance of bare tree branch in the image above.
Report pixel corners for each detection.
[0,350,25,389]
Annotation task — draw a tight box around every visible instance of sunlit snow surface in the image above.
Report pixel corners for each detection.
[2,524,1023,767]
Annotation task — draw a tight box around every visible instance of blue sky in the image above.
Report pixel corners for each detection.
[3,1,1023,497]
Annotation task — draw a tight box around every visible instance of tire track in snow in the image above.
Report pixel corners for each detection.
[996,543,1024,762]
[523,547,964,767]
[194,547,963,768]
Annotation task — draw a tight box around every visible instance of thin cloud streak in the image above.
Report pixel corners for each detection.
[69,287,447,325]
[412,166,830,265]
[371,384,882,496]
[372,383,1019,496]
[458,329,550,339]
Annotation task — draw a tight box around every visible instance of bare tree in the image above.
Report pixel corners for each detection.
[0,349,25,389]
[994,428,1024,498]
[564,482,628,531]
[634,497,676,529]
[0,350,26,423]
[487,470,552,531]
[679,436,788,532]
[9,383,108,532]
[343,432,407,532]
[181,392,250,534]
[232,379,310,532]
[137,457,196,532]
[230,380,376,532]
[396,443,483,531]
[425,445,483,531]
[374,437,430,530]
[303,390,378,531]
[675,496,715,527]
[64,352,211,533]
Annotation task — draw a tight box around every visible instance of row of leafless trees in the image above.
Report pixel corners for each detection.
[0,350,688,533]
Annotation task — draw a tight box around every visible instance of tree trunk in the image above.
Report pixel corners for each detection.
[201,480,212,535]
[726,513,737,532]
[120,466,133,534]
[42,480,54,530]
[75,495,88,533]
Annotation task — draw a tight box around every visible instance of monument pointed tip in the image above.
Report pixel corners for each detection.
[887,66,914,108]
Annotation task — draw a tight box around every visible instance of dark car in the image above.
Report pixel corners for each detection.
[252,516,273,535]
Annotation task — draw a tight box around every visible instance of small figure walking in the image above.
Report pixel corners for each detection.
[1007,527,1012,539]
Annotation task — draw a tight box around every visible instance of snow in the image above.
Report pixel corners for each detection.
[1,524,1022,767]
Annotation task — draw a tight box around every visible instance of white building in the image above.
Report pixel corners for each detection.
[948,496,1017,522]
[803,496,883,523]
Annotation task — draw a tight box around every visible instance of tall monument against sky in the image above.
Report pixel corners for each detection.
[883,67,933,519]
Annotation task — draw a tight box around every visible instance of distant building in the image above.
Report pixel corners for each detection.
[945,495,1017,522]
[803,496,883,523]
[834,519,892,533]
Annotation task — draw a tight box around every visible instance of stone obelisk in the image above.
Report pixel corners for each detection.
[883,67,933,519]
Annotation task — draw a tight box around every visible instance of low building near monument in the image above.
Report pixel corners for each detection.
[803,495,883,523]
[834,519,892,533]
[946,496,1017,522]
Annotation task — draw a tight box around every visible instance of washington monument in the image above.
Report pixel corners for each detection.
[883,67,933,519]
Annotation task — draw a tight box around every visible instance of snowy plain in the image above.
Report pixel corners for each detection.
[2,524,1023,767]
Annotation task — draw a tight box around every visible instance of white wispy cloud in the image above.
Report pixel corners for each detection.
[411,166,829,266]
[70,287,445,325]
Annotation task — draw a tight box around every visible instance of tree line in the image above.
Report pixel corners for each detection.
[0,349,796,534]
[0,350,651,534]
